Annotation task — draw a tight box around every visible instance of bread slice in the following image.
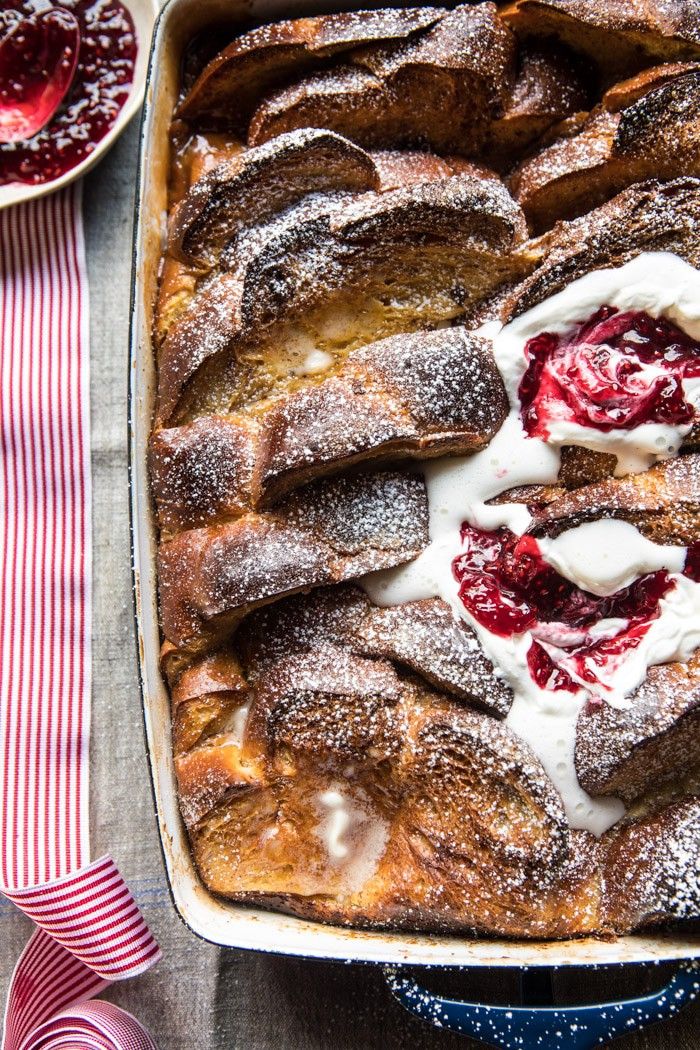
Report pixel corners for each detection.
[503,177,700,321]
[602,797,700,931]
[257,327,508,505]
[150,327,508,532]
[177,6,445,127]
[168,129,380,269]
[187,645,588,935]
[149,415,257,535]
[157,145,497,344]
[157,469,428,651]
[349,596,514,717]
[502,0,700,82]
[157,175,528,423]
[529,453,700,544]
[484,42,591,169]
[576,653,700,803]
[247,4,516,152]
[236,584,514,717]
[510,69,700,230]
[169,649,249,754]
[600,59,700,111]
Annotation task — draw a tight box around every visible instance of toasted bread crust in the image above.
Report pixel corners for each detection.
[576,655,700,803]
[504,178,700,320]
[503,0,700,80]
[236,584,514,717]
[168,129,380,268]
[157,470,428,651]
[529,453,700,544]
[602,797,700,930]
[510,70,700,230]
[247,4,517,153]
[149,327,507,533]
[485,42,590,168]
[256,327,508,504]
[178,7,446,126]
[157,174,528,423]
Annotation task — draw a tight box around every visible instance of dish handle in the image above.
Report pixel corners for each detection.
[384,961,699,1048]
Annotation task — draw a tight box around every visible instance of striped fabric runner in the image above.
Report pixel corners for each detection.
[0,186,160,1050]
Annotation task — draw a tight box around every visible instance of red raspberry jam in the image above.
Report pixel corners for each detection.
[453,523,679,694]
[684,541,700,582]
[518,307,700,439]
[0,8,79,143]
[0,0,137,186]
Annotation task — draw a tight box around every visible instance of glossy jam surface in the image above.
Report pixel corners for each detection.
[453,523,682,695]
[0,0,136,186]
[0,8,79,143]
[518,307,700,438]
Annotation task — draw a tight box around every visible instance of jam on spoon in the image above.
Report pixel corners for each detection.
[0,0,137,186]
[0,7,80,143]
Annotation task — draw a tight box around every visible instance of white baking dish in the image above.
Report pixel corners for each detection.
[128,0,700,970]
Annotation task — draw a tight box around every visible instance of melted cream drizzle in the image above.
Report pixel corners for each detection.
[363,252,700,836]
[314,786,390,892]
[538,521,686,597]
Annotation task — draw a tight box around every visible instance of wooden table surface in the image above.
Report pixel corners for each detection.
[1,118,699,1050]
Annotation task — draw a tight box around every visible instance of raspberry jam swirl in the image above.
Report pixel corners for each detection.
[453,525,700,697]
[0,0,137,186]
[518,306,700,438]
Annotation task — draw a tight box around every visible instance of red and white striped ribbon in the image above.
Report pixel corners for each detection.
[0,185,160,1050]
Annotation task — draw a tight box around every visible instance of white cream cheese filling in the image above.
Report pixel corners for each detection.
[538,520,686,597]
[362,252,700,836]
[314,786,389,892]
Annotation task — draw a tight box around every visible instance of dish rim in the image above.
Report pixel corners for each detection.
[128,0,700,967]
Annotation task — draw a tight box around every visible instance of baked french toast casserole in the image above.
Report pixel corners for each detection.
[150,0,700,938]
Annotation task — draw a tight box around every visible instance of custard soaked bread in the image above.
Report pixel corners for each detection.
[152,3,700,935]
[157,170,528,422]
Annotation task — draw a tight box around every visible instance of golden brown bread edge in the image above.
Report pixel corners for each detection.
[501,176,700,321]
[502,0,700,83]
[177,6,447,127]
[167,128,380,269]
[157,469,428,652]
[170,641,699,936]
[164,581,513,767]
[510,68,700,231]
[156,173,529,424]
[149,327,509,533]
[246,4,517,153]
[235,583,514,718]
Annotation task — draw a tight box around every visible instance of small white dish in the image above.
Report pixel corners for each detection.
[0,0,160,210]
